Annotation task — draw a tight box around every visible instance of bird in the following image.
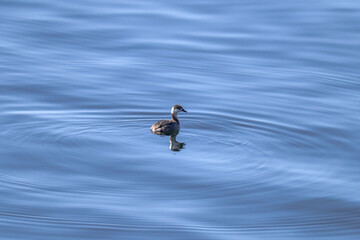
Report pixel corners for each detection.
[151,105,187,135]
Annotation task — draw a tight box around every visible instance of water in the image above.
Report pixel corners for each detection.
[1,0,360,239]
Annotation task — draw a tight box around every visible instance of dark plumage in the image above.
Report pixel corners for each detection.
[151,120,180,135]
[151,105,187,135]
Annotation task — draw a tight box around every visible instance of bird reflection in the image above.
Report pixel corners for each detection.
[169,134,185,151]
[151,130,186,151]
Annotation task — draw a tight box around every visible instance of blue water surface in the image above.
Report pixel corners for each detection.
[1,0,360,239]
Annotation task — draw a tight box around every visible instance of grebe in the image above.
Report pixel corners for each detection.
[151,105,187,135]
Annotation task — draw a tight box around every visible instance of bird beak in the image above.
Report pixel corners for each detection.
[182,109,187,113]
